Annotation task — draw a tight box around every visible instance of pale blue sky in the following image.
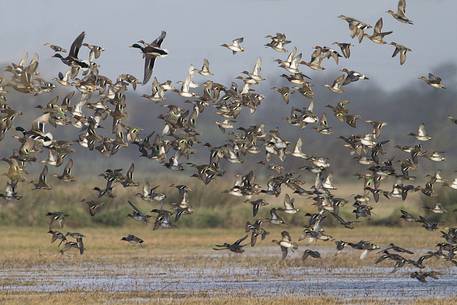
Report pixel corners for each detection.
[0,0,455,91]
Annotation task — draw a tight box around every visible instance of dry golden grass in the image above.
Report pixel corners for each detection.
[0,225,444,269]
[0,292,455,305]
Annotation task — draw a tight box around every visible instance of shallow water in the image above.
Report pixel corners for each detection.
[1,262,457,301]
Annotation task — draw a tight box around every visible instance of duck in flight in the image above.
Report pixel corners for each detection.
[131,31,168,85]
[272,231,298,260]
[127,201,151,224]
[121,234,144,247]
[364,18,393,44]
[387,0,413,25]
[213,235,248,253]
[390,42,412,65]
[221,37,245,54]
[419,73,446,89]
[52,31,88,68]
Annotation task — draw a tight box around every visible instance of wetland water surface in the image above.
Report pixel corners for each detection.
[1,262,456,300]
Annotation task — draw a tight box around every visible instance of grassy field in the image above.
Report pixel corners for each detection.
[0,225,446,268]
[1,292,456,305]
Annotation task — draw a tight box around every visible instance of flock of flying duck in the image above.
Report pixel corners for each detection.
[0,0,456,283]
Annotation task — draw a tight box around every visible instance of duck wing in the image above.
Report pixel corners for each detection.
[280,246,288,260]
[69,32,85,59]
[232,37,244,47]
[143,56,156,84]
[374,18,383,34]
[128,200,142,213]
[234,235,248,246]
[39,165,48,184]
[77,237,84,255]
[283,194,295,210]
[63,159,73,176]
[32,113,50,133]
[281,230,292,241]
[126,163,135,180]
[398,0,407,15]
[252,201,260,217]
[417,124,427,137]
[428,73,441,82]
[152,31,167,47]
[250,233,257,247]
[142,184,150,197]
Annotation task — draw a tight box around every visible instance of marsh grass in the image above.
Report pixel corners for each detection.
[0,171,439,229]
